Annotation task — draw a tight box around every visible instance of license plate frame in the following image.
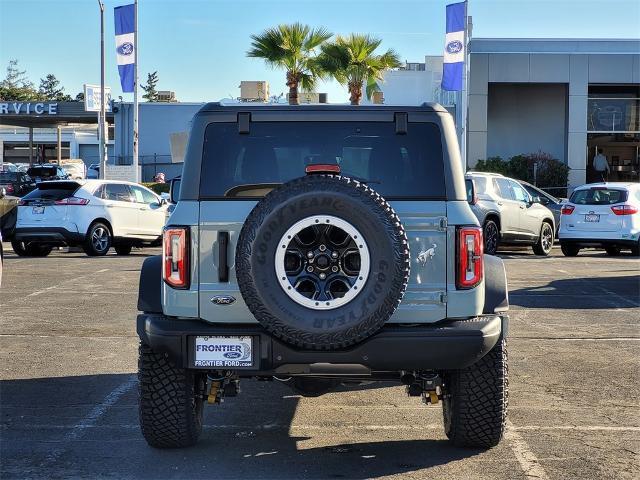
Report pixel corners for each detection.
[32,206,45,215]
[192,336,254,368]
[585,214,600,222]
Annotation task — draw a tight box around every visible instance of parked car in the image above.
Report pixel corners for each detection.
[558,182,640,256]
[59,162,86,180]
[0,163,19,173]
[26,165,69,183]
[466,172,556,255]
[0,171,35,197]
[12,180,168,256]
[137,103,510,450]
[518,181,565,232]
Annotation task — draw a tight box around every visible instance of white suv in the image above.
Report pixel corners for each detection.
[13,180,168,257]
[559,182,640,256]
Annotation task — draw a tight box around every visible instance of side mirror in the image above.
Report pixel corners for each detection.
[169,177,181,204]
[466,180,477,205]
[0,187,6,199]
[531,195,542,204]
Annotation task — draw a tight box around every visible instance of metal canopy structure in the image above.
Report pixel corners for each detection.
[0,101,114,165]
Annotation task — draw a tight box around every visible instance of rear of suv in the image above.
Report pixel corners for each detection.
[559,182,640,256]
[137,104,510,450]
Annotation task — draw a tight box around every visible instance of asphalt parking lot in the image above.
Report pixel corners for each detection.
[1,244,638,479]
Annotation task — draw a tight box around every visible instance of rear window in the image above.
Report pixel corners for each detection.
[27,166,57,177]
[200,121,445,199]
[570,188,628,205]
[21,182,79,202]
[0,172,18,181]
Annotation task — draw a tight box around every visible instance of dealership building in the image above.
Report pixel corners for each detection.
[2,38,638,189]
[466,38,639,188]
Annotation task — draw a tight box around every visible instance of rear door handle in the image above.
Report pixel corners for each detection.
[497,202,503,206]
[106,204,114,208]
[139,207,147,211]
[519,204,526,209]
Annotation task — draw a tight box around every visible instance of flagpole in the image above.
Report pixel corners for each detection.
[98,0,106,180]
[461,0,469,172]
[132,0,139,182]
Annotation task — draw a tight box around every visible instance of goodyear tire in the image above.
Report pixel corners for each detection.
[236,175,410,350]
[138,344,206,448]
[442,337,508,448]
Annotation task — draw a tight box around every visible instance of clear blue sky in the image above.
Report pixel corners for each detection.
[1,0,639,103]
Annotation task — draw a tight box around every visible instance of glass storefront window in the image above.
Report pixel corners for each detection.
[587,97,639,132]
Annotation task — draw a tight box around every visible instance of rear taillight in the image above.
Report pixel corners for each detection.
[54,197,89,205]
[561,205,575,215]
[6,185,14,194]
[163,227,190,289]
[457,226,483,289]
[611,204,638,216]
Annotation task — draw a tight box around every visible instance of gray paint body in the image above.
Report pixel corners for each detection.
[164,104,483,323]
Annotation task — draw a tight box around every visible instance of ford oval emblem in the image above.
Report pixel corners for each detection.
[223,351,242,359]
[211,295,236,306]
[446,40,463,54]
[117,42,134,56]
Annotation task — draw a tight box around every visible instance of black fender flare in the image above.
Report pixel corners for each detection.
[483,254,509,315]
[138,255,163,313]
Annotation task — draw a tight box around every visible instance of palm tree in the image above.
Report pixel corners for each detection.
[247,23,332,105]
[317,34,401,105]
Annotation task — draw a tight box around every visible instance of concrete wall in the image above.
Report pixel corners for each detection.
[486,83,567,162]
[467,39,640,189]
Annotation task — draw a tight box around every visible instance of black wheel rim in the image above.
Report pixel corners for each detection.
[541,224,553,252]
[485,222,498,253]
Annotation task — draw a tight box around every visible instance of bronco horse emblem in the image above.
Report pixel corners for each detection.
[417,244,437,267]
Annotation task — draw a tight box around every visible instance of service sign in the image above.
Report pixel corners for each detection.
[0,102,58,115]
[84,84,112,112]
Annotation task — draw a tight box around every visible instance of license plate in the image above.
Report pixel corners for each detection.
[585,214,600,222]
[194,336,253,368]
[32,206,45,214]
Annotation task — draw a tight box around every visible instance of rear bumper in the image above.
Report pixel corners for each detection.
[559,237,638,248]
[14,227,84,245]
[137,314,508,375]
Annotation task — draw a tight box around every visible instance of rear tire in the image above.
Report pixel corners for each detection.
[443,338,508,448]
[605,246,621,256]
[115,244,133,256]
[83,222,112,256]
[138,344,205,448]
[11,240,52,257]
[560,243,580,257]
[532,221,554,256]
[483,220,500,256]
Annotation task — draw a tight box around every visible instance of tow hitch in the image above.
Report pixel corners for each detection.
[206,373,240,404]
[401,372,442,405]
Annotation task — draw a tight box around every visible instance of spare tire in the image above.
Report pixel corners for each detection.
[236,175,410,350]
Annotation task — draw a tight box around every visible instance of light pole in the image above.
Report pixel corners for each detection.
[98,0,107,179]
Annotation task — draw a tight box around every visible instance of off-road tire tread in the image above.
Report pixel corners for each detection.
[138,344,203,448]
[236,175,410,350]
[443,338,508,448]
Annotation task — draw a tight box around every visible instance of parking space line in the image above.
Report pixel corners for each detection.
[0,268,110,307]
[505,420,550,480]
[45,375,136,464]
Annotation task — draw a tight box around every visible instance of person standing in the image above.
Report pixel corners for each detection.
[593,148,610,182]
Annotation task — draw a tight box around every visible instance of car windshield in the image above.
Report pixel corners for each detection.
[27,166,57,177]
[21,182,80,202]
[570,188,628,205]
[200,121,445,199]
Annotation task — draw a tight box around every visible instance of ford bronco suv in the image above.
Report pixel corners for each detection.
[137,103,509,449]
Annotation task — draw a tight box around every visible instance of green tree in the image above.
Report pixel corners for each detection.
[317,34,401,105]
[247,23,332,105]
[75,92,85,102]
[39,74,71,101]
[0,59,41,101]
[141,71,159,102]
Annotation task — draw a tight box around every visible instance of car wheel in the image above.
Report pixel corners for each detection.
[560,243,580,257]
[483,220,499,255]
[83,222,112,256]
[236,175,410,350]
[605,246,621,256]
[532,221,554,256]
[115,244,133,255]
[443,337,508,448]
[138,343,205,448]
[11,240,52,257]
